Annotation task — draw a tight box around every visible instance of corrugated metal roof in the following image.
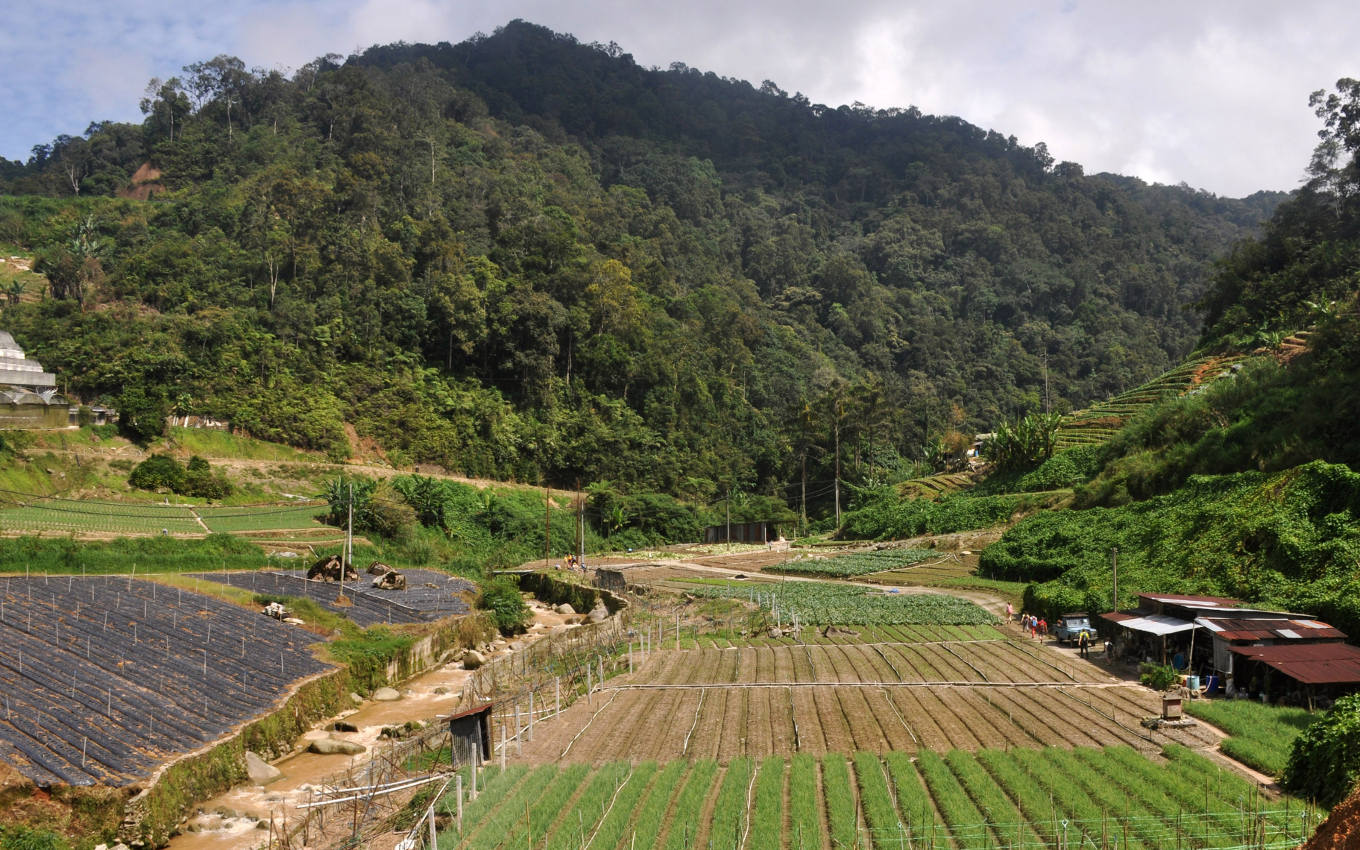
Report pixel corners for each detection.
[1198,617,1347,642]
[1228,643,1360,684]
[1139,592,1245,607]
[1103,613,1197,636]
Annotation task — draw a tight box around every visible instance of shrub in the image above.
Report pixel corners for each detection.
[1139,663,1180,691]
[128,453,184,492]
[1282,693,1360,806]
[478,576,530,634]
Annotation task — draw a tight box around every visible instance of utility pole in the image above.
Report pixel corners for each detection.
[1111,546,1118,611]
[834,417,841,528]
[1042,353,1051,414]
[337,482,352,603]
[576,479,584,569]
[544,484,551,568]
[726,489,732,552]
[800,451,808,537]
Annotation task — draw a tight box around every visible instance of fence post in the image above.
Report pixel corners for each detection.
[499,724,506,770]
[555,676,561,716]
[455,774,463,833]
[528,693,535,742]
[587,666,593,704]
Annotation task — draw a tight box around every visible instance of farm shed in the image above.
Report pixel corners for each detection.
[1099,593,1299,669]
[445,703,493,766]
[704,520,777,545]
[1226,643,1360,705]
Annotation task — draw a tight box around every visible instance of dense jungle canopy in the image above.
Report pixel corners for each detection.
[0,20,1288,510]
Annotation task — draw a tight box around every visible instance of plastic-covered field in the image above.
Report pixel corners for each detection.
[193,569,475,627]
[0,575,332,787]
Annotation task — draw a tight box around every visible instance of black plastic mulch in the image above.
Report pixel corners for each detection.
[191,569,475,627]
[0,575,333,787]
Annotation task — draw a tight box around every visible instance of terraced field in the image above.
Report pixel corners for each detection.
[194,569,476,626]
[512,637,1222,764]
[439,746,1320,849]
[0,497,326,537]
[0,576,331,785]
[1055,352,1250,450]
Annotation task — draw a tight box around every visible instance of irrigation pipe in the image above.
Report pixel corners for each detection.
[681,688,707,756]
[559,691,619,760]
[584,765,635,848]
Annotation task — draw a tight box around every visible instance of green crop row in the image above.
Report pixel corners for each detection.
[437,747,1322,849]
[770,548,936,577]
[678,578,997,626]
[1183,699,1320,778]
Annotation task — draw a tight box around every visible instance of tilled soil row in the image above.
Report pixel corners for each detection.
[509,683,1194,764]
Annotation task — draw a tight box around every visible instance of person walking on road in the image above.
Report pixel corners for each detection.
[1078,629,1091,658]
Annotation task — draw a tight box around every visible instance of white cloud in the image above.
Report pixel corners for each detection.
[2,0,1356,196]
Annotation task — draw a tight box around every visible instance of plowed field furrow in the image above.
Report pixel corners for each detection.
[719,648,741,683]
[769,687,795,753]
[992,644,1064,682]
[773,645,796,682]
[791,688,825,754]
[652,688,705,760]
[791,646,815,682]
[1066,685,1164,745]
[837,687,890,752]
[811,688,854,752]
[646,650,686,685]
[691,688,729,760]
[926,645,980,681]
[1008,642,1085,681]
[823,645,861,683]
[1022,690,1142,750]
[886,690,952,751]
[718,686,749,760]
[851,644,898,682]
[593,691,664,762]
[861,688,918,751]
[752,646,774,682]
[997,689,1098,748]
[746,686,773,757]
[926,689,986,749]
[949,687,1035,749]
[893,645,943,681]
[981,689,1071,747]
[869,645,905,682]
[1055,689,1160,748]
[738,647,759,683]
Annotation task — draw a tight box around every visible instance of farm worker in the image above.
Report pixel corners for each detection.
[1005,602,1013,620]
[1038,618,1048,637]
[1029,618,1037,639]
[1078,630,1091,658]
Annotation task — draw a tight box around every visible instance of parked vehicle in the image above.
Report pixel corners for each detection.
[1054,613,1093,644]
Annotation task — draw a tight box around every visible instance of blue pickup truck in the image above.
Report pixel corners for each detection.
[1054,613,1093,645]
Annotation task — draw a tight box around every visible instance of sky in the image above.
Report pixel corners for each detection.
[3,1,1356,198]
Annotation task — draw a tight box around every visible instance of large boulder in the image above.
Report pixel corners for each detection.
[372,687,401,701]
[587,602,610,623]
[245,751,282,784]
[366,560,394,576]
[463,650,486,670]
[307,737,366,755]
[307,554,357,583]
[372,571,407,590]
[555,603,576,615]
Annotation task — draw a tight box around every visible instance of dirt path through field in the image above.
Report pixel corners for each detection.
[164,600,577,850]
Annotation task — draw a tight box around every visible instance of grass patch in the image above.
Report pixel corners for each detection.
[0,533,264,573]
[1184,699,1322,777]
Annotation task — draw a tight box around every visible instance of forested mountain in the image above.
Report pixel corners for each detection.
[0,21,1285,509]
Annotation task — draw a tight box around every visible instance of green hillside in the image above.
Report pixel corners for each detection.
[0,21,1282,523]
